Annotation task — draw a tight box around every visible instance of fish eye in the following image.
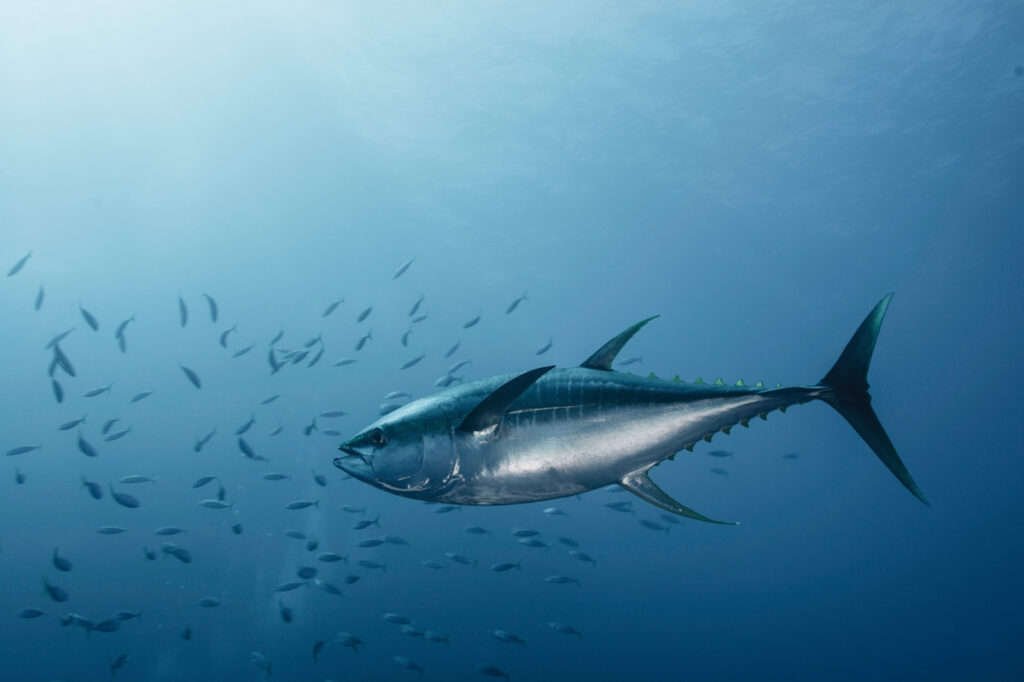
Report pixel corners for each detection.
[369,427,387,447]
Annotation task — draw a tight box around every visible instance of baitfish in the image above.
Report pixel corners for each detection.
[334,295,927,523]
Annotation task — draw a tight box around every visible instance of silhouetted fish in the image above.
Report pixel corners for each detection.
[79,303,99,331]
[179,363,202,389]
[535,337,553,355]
[355,330,372,351]
[130,391,153,403]
[109,484,140,508]
[81,477,102,499]
[462,312,482,328]
[219,325,237,348]
[408,295,425,317]
[357,305,373,323]
[445,341,461,358]
[77,433,98,458]
[7,251,32,276]
[505,293,528,314]
[323,299,343,317]
[400,353,425,370]
[6,444,41,456]
[178,295,188,327]
[392,258,414,279]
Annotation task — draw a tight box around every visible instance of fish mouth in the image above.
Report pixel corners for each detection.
[334,445,375,481]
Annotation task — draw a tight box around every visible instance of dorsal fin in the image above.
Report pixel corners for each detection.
[580,316,659,370]
[619,469,737,525]
[457,366,555,433]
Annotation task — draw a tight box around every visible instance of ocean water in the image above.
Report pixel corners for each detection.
[1,2,1022,680]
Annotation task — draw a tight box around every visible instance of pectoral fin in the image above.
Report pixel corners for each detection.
[619,469,737,525]
[457,366,555,433]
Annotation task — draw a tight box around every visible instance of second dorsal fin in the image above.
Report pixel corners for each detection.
[580,316,659,371]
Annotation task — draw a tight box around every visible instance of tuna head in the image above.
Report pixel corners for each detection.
[335,403,456,499]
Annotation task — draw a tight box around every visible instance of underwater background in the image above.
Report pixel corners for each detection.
[1,1,1022,680]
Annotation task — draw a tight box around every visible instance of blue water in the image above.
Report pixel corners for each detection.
[1,2,1022,680]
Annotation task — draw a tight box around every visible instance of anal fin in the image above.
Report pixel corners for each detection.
[619,469,737,525]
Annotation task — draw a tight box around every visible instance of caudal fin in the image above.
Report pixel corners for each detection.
[820,293,928,504]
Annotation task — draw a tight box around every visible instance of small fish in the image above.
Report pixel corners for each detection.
[659,513,683,525]
[357,305,373,322]
[320,410,347,418]
[193,428,217,453]
[155,527,187,535]
[402,327,413,347]
[192,475,216,488]
[34,285,44,310]
[232,344,255,358]
[323,298,344,317]
[317,552,347,563]
[109,484,140,509]
[161,543,192,563]
[604,501,634,513]
[352,516,380,530]
[179,363,202,389]
[114,314,135,340]
[444,341,461,358]
[114,610,141,621]
[118,474,154,484]
[435,373,463,387]
[52,548,72,572]
[410,313,426,323]
[250,651,273,677]
[400,353,425,370]
[400,624,423,638]
[558,536,579,548]
[519,538,549,548]
[203,293,218,322]
[336,631,362,652]
[236,415,256,435]
[432,505,460,514]
[308,538,320,551]
[109,653,128,677]
[83,383,112,398]
[545,575,581,585]
[505,292,528,314]
[219,325,237,348]
[421,560,446,570]
[181,626,192,640]
[314,579,342,596]
[178,295,188,327]
[77,433,98,458]
[358,538,384,548]
[535,337,553,355]
[355,330,372,351]
[81,477,103,499]
[43,579,69,602]
[710,467,729,477]
[445,553,476,567]
[297,566,318,580]
[59,416,86,431]
[462,312,481,329]
[269,425,283,436]
[199,499,231,509]
[490,561,521,572]
[447,360,471,374]
[269,329,285,345]
[357,559,386,570]
[285,530,307,539]
[7,250,31,276]
[198,597,220,608]
[97,526,127,534]
[478,665,511,680]
[79,303,100,331]
[278,600,293,623]
[638,519,670,533]
[286,499,319,510]
[313,640,325,663]
[6,444,41,456]
[237,437,256,459]
[275,581,305,592]
[464,525,490,536]
[617,356,643,366]
[547,621,582,638]
[14,468,25,484]
[304,334,322,349]
[17,607,47,618]
[333,358,356,367]
[394,656,424,675]
[782,452,801,459]
[512,528,540,538]
[143,547,157,560]
[392,258,414,279]
[707,449,732,458]
[307,346,325,367]
[379,402,404,415]
[105,428,132,442]
[312,470,328,487]
[263,473,290,481]
[384,612,412,625]
[342,505,366,513]
[424,630,448,645]
[130,391,153,403]
[569,549,597,564]
[408,295,425,317]
[102,419,119,435]
[95,619,124,633]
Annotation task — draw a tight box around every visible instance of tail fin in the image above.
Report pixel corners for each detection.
[820,294,928,504]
